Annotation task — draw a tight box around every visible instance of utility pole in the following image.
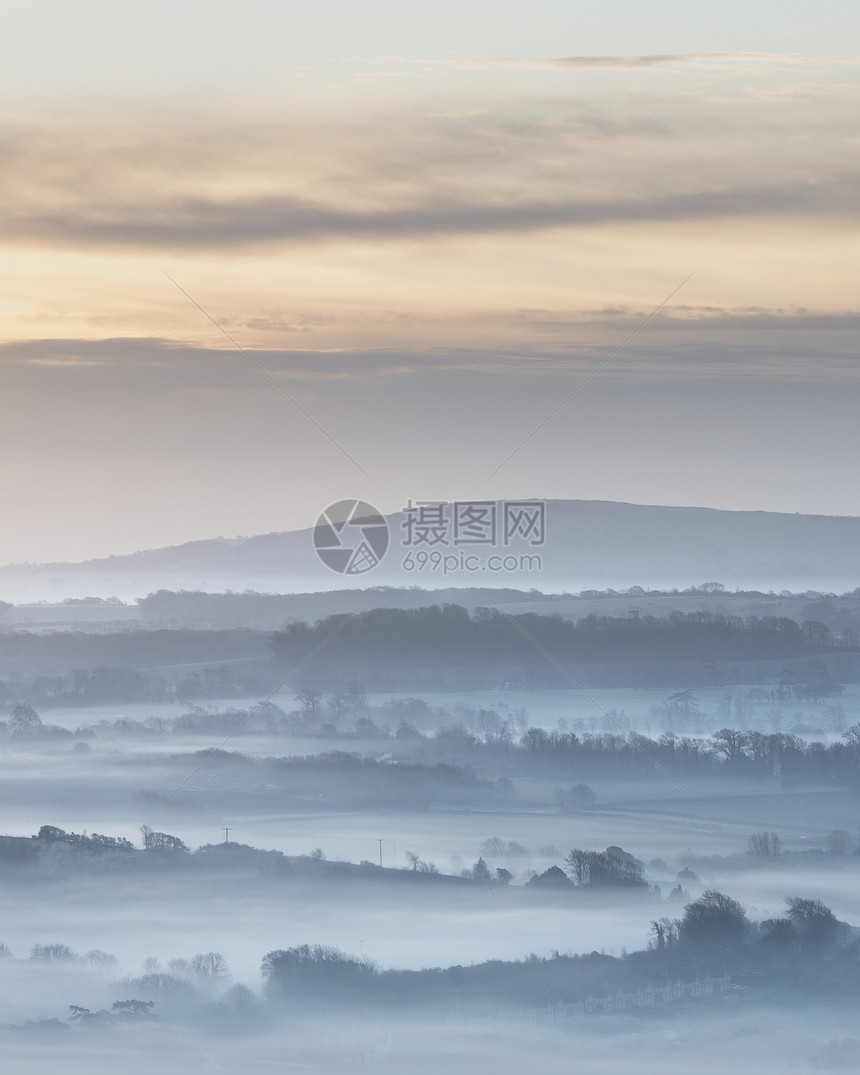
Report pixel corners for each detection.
[224,828,230,844]
[378,838,383,868]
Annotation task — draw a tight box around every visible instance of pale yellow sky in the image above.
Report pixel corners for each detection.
[2,16,859,562]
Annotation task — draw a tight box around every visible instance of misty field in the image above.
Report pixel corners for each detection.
[3,598,860,1072]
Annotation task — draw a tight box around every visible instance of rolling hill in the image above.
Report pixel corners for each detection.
[2,500,860,603]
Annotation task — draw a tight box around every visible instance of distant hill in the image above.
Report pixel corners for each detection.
[2,500,860,602]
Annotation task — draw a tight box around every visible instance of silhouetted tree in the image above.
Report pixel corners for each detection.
[826,829,850,855]
[112,1000,157,1020]
[191,951,230,983]
[649,917,680,951]
[525,866,570,889]
[747,831,782,858]
[564,848,645,888]
[37,825,67,842]
[784,897,839,948]
[296,688,322,716]
[680,890,748,946]
[31,944,77,964]
[711,728,747,764]
[10,704,42,734]
[261,945,375,998]
[139,825,188,853]
[471,857,491,881]
[81,949,118,969]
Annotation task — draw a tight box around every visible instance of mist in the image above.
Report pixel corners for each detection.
[5,2,860,1068]
[3,604,860,1071]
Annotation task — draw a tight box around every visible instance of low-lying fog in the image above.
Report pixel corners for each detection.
[2,752,859,977]
[4,1003,858,1075]
[33,683,860,742]
[3,683,860,1072]
[1,872,661,982]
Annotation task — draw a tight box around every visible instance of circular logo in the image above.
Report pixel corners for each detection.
[313,500,389,575]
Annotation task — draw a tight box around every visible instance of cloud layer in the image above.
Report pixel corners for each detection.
[2,51,859,255]
[4,49,859,560]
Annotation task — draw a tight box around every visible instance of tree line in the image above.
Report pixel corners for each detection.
[258,889,856,1010]
[2,603,857,707]
[271,604,853,665]
[6,885,856,1036]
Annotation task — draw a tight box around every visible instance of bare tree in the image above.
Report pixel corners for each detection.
[649,917,680,951]
[190,952,230,983]
[843,723,860,750]
[711,728,747,763]
[747,831,782,858]
[296,688,322,716]
[81,949,118,969]
[31,944,77,963]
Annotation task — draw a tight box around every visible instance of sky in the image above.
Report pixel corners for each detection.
[2,1,860,563]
